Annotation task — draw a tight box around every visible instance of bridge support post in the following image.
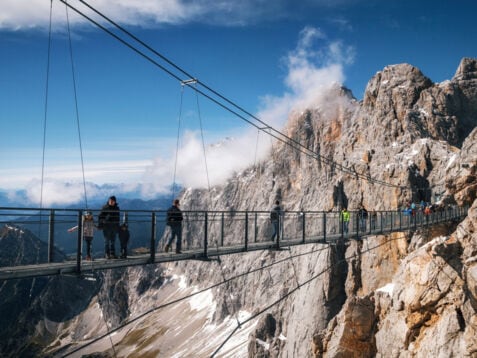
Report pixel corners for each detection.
[254,212,258,243]
[302,212,305,244]
[76,211,82,274]
[323,212,326,243]
[48,209,55,263]
[221,212,224,247]
[399,211,402,231]
[204,212,208,258]
[150,212,156,263]
[244,212,248,252]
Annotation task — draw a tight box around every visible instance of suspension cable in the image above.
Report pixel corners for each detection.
[31,0,55,303]
[57,0,408,192]
[65,0,89,209]
[210,233,408,356]
[62,243,331,356]
[194,83,212,198]
[40,0,53,212]
[171,85,185,200]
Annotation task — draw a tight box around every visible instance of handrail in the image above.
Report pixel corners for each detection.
[0,205,468,280]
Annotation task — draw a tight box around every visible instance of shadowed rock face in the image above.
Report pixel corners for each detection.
[0,226,100,357]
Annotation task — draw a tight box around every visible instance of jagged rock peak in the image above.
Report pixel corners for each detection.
[363,63,433,109]
[453,57,477,81]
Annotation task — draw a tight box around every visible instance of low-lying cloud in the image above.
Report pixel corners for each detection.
[142,26,355,194]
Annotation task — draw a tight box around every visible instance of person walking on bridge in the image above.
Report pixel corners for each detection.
[98,196,120,259]
[340,207,350,236]
[270,200,282,241]
[165,199,183,254]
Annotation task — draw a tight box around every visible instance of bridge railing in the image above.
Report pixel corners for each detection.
[0,205,468,272]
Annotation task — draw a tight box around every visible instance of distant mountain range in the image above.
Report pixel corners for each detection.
[0,190,174,254]
[0,188,174,210]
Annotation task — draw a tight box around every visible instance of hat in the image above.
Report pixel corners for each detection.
[109,196,117,202]
[84,211,92,216]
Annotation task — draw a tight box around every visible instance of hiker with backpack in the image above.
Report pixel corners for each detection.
[270,200,282,241]
[98,196,120,259]
[165,199,183,254]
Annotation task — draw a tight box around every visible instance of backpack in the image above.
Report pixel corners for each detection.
[270,206,280,221]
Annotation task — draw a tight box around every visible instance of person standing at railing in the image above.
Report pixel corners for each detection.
[340,207,350,236]
[270,200,282,242]
[98,196,120,259]
[358,205,368,232]
[165,199,183,254]
[67,211,96,261]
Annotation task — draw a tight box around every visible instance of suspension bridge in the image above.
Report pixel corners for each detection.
[1,1,468,282]
[0,205,467,281]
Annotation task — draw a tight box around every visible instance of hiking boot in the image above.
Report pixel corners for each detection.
[175,249,182,254]
[164,244,170,253]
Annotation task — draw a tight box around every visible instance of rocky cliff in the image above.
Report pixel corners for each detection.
[2,58,476,357]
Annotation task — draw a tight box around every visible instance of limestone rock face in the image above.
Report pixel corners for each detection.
[174,58,477,357]
[9,58,477,357]
[445,127,477,206]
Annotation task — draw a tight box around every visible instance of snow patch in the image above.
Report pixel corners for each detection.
[419,108,429,117]
[376,283,394,295]
[189,288,215,313]
[446,154,457,170]
[256,338,270,350]
[278,333,287,341]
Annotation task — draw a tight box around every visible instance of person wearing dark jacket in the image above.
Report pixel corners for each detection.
[270,200,282,241]
[165,199,183,254]
[98,196,120,259]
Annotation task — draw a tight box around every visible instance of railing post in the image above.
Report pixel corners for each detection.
[302,212,306,244]
[399,211,402,231]
[244,212,248,251]
[48,209,55,263]
[276,214,281,250]
[254,212,258,243]
[150,212,156,263]
[355,212,359,240]
[204,212,208,258]
[380,212,383,233]
[390,211,393,233]
[76,210,82,274]
[221,212,224,247]
[323,212,326,242]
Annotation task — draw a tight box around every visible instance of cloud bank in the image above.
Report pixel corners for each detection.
[142,26,355,194]
[6,25,354,206]
[0,0,352,31]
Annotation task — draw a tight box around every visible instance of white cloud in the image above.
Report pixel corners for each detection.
[143,26,355,192]
[0,0,324,31]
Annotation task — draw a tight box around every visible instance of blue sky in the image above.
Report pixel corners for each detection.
[1,0,476,206]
